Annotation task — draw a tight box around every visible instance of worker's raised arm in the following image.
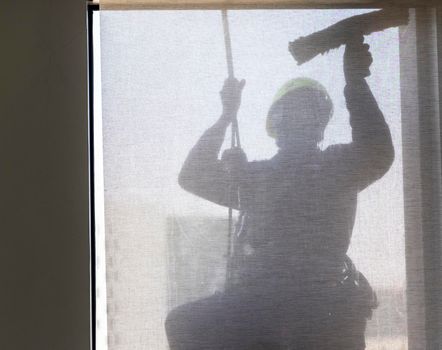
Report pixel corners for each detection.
[342,38,394,191]
[178,78,246,208]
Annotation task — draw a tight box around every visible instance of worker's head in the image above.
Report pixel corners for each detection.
[266,78,333,150]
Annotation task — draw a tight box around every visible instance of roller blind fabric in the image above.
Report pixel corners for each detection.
[94,7,442,350]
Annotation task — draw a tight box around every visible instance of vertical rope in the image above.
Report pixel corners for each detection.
[222,10,234,79]
[222,10,241,149]
[221,9,240,286]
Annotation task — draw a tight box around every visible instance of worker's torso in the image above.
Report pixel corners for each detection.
[232,147,359,285]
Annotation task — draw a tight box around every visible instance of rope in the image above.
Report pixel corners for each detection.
[221,9,241,286]
[222,10,241,149]
[222,10,234,79]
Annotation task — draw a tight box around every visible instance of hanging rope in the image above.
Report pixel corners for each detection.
[222,10,241,148]
[221,9,241,285]
[222,10,234,79]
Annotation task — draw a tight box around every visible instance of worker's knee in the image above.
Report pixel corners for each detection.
[165,295,227,350]
[165,305,187,341]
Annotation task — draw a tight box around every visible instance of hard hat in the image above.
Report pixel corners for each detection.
[266,78,333,138]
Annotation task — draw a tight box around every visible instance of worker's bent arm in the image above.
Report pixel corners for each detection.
[344,79,395,191]
[178,117,238,208]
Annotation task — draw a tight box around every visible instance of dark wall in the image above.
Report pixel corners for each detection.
[0,1,90,349]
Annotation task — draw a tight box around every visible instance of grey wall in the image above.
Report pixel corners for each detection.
[0,1,90,349]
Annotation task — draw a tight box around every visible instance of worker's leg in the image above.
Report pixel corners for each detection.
[282,286,369,350]
[323,310,367,350]
[165,293,227,350]
[165,291,282,350]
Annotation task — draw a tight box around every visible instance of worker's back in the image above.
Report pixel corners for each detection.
[229,144,359,292]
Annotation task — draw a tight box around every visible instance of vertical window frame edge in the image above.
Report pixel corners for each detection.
[400,7,442,350]
[87,3,99,350]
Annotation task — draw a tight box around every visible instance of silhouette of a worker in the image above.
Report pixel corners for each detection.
[166,39,394,350]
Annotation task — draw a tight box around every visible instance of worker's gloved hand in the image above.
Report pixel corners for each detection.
[220,78,246,123]
[344,36,373,84]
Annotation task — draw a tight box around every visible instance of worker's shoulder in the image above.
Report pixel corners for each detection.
[322,143,357,170]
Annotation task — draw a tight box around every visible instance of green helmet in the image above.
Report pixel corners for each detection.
[266,78,333,138]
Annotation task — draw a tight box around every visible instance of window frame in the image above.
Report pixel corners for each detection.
[399,8,442,350]
[87,5,99,350]
[87,3,442,350]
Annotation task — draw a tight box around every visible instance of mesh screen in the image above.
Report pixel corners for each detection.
[94,8,441,350]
